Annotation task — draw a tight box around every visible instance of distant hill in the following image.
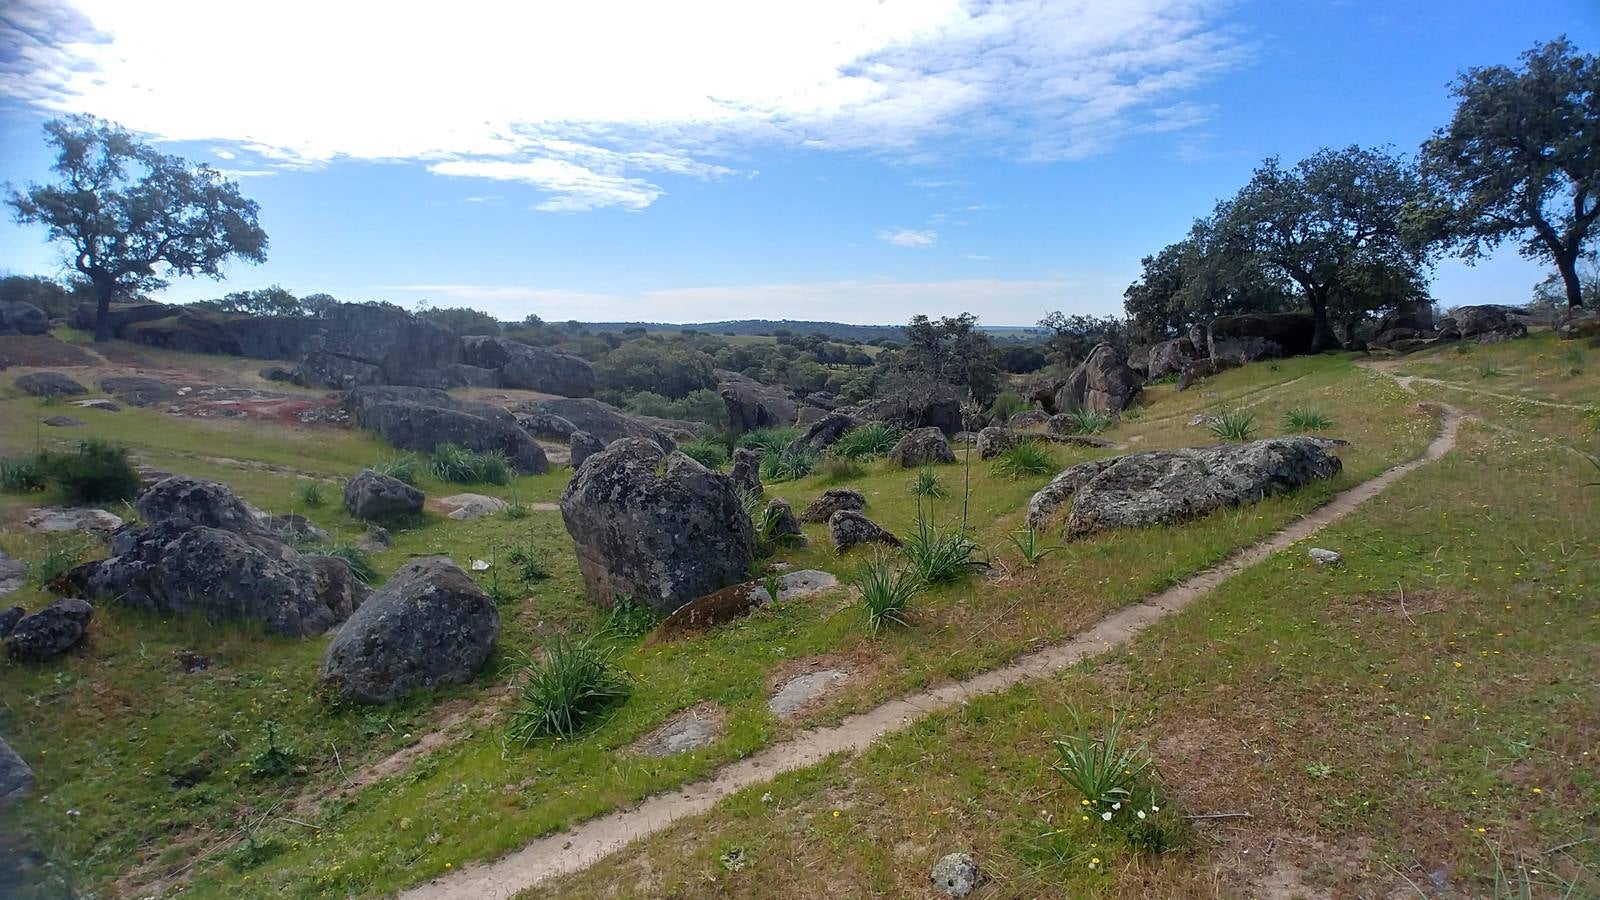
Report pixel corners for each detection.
[572,319,1048,343]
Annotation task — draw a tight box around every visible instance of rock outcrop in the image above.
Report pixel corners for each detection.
[560,439,753,615]
[853,383,963,435]
[1146,337,1201,380]
[886,426,956,467]
[718,371,798,432]
[0,736,33,807]
[5,598,92,661]
[15,372,87,396]
[517,397,681,451]
[1207,312,1321,361]
[569,430,606,469]
[1053,343,1142,415]
[319,557,499,703]
[785,411,863,455]
[348,388,549,474]
[798,488,865,524]
[460,335,595,396]
[828,510,900,551]
[344,469,425,521]
[1026,437,1342,539]
[0,301,48,335]
[730,447,763,496]
[976,426,1017,460]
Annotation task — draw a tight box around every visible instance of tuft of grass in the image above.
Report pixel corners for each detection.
[0,454,49,493]
[603,597,659,640]
[992,440,1056,479]
[507,636,631,743]
[830,422,903,460]
[988,391,1028,424]
[815,454,865,484]
[679,440,730,469]
[1477,363,1505,379]
[909,467,947,499]
[370,452,423,485]
[40,440,141,504]
[501,500,530,520]
[297,481,325,507]
[852,552,918,635]
[736,427,801,456]
[32,536,87,587]
[1060,408,1114,435]
[1005,527,1060,567]
[429,443,511,485]
[506,544,549,584]
[760,445,816,483]
[1282,407,1334,431]
[1207,409,1257,441]
[901,514,983,585]
[247,721,297,780]
[1051,707,1151,807]
[308,544,375,584]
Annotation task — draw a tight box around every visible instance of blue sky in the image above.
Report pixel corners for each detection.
[1,0,1596,325]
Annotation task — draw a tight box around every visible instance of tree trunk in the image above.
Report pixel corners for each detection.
[1307,290,1342,352]
[92,278,115,342]
[1556,252,1586,308]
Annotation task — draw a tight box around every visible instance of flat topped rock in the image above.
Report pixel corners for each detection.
[0,551,25,597]
[632,703,726,757]
[42,415,83,427]
[768,668,850,718]
[20,507,124,536]
[653,569,841,639]
[436,493,509,520]
[71,398,121,412]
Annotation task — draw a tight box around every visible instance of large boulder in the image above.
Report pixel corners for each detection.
[461,336,595,397]
[358,400,549,474]
[137,475,265,533]
[798,488,865,524]
[319,557,499,703]
[1207,312,1320,361]
[224,315,322,360]
[518,398,678,451]
[559,439,752,615]
[294,348,384,389]
[786,411,862,455]
[72,301,177,335]
[1054,343,1142,415]
[1557,311,1600,341]
[1146,337,1200,380]
[569,430,606,470]
[311,303,461,384]
[828,510,900,551]
[976,426,1017,460]
[517,412,579,441]
[729,448,763,496]
[6,599,92,661]
[344,469,425,520]
[1026,437,1342,540]
[718,371,798,432]
[0,736,33,806]
[0,301,49,335]
[394,364,502,390]
[14,371,87,397]
[886,426,956,467]
[122,309,243,355]
[853,383,962,436]
[1374,301,1434,336]
[1452,305,1516,338]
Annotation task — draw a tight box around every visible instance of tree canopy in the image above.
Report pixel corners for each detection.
[901,313,1001,403]
[6,115,268,340]
[1421,37,1599,308]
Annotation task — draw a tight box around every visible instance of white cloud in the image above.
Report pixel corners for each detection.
[879,228,939,248]
[6,0,1244,210]
[964,254,993,261]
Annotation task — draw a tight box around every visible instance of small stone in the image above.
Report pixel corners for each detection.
[343,469,424,521]
[6,598,93,662]
[439,493,508,521]
[798,488,865,524]
[42,415,83,427]
[930,852,984,897]
[19,507,124,537]
[1308,547,1342,566]
[357,524,391,552]
[0,551,25,597]
[828,509,900,552]
[768,669,848,718]
[71,398,121,412]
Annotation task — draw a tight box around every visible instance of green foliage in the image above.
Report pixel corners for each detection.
[830,422,902,460]
[1282,407,1334,431]
[595,339,717,401]
[678,439,730,469]
[507,636,631,743]
[229,833,285,872]
[736,427,800,456]
[415,304,502,335]
[987,391,1029,423]
[40,440,141,503]
[901,515,983,585]
[909,468,947,499]
[760,445,816,482]
[369,452,423,485]
[0,454,48,493]
[624,388,728,428]
[428,444,511,485]
[1037,312,1134,365]
[815,454,864,485]
[902,313,1002,403]
[852,553,918,635]
[297,481,325,507]
[1005,528,1061,568]
[1059,408,1114,435]
[247,721,297,780]
[1051,707,1152,807]
[308,544,374,584]
[506,544,549,584]
[603,598,659,640]
[31,537,87,587]
[992,440,1056,478]
[1208,409,1257,441]
[1477,363,1505,379]
[501,500,530,520]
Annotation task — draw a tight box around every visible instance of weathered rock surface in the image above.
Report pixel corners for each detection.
[718,371,797,432]
[768,669,849,717]
[0,737,33,807]
[976,426,1017,460]
[518,412,579,441]
[0,606,22,637]
[654,569,840,638]
[1452,305,1517,338]
[96,375,184,407]
[357,399,549,474]
[786,411,863,455]
[729,447,763,496]
[71,398,121,412]
[121,308,244,355]
[886,426,956,467]
[633,703,725,757]
[294,348,384,389]
[1054,343,1142,415]
[344,469,424,521]
[1026,437,1343,539]
[518,398,680,451]
[6,598,92,661]
[395,363,502,390]
[569,430,606,470]
[304,303,462,387]
[1146,337,1201,380]
[319,557,499,703]
[1557,311,1600,341]
[1175,357,1241,391]
[73,300,177,335]
[829,509,900,551]
[931,852,985,898]
[0,551,23,598]
[853,383,962,435]
[0,300,49,335]
[560,439,753,615]
[20,507,124,536]
[439,493,507,520]
[798,488,865,524]
[15,371,87,396]
[764,498,805,543]
[138,475,263,533]
[1208,312,1321,360]
[41,415,81,427]
[461,335,595,396]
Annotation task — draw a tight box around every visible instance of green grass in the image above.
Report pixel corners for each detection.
[737,427,801,457]
[992,439,1057,478]
[506,636,632,744]
[908,467,946,499]
[1208,408,1258,441]
[0,453,48,493]
[760,445,817,483]
[1058,408,1115,435]
[678,439,730,469]
[829,423,903,460]
[852,553,918,636]
[1283,407,1335,431]
[370,452,424,485]
[814,454,865,485]
[428,443,512,485]
[297,481,325,507]
[900,514,983,585]
[304,544,375,584]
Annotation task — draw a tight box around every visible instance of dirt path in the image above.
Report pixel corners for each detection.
[401,404,1465,900]
[1396,374,1599,413]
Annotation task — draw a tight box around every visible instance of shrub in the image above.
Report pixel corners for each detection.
[1060,408,1114,435]
[830,422,902,460]
[297,481,325,507]
[761,445,816,482]
[909,468,946,499]
[679,439,730,469]
[992,440,1056,478]
[988,391,1028,424]
[625,388,728,428]
[1005,527,1060,567]
[507,545,549,584]
[429,443,511,485]
[901,515,983,585]
[815,454,865,484]
[853,553,918,635]
[507,636,631,743]
[0,455,48,493]
[736,426,800,456]
[308,544,374,584]
[1051,707,1151,807]
[370,452,423,485]
[248,721,297,780]
[1207,409,1257,441]
[1282,407,1334,431]
[41,440,141,504]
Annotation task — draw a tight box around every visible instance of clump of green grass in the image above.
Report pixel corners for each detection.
[901,514,983,585]
[815,454,865,484]
[736,427,801,456]
[988,391,1028,424]
[1207,409,1257,441]
[1282,407,1334,431]
[308,544,374,584]
[679,439,730,469]
[370,452,423,484]
[1060,408,1114,434]
[0,454,48,493]
[40,440,141,503]
[506,544,549,584]
[32,537,87,587]
[909,468,947,499]
[247,720,297,780]
[830,422,903,460]
[1477,362,1505,378]
[1005,527,1060,567]
[603,597,659,639]
[852,553,918,635]
[507,636,631,743]
[1051,707,1151,807]
[429,443,511,485]
[760,445,816,482]
[297,481,325,507]
[993,440,1056,478]
[501,500,530,520]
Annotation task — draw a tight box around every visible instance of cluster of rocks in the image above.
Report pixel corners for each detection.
[345,385,550,474]
[1026,436,1343,539]
[14,371,86,397]
[515,396,689,451]
[4,598,93,662]
[1025,342,1145,415]
[0,301,49,336]
[1368,303,1533,352]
